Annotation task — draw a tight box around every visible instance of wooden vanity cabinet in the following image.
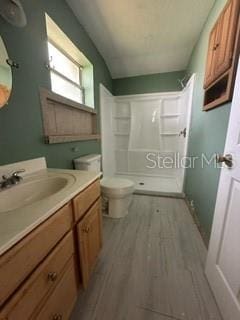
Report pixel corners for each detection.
[203,0,240,110]
[0,178,102,320]
[0,202,73,307]
[0,232,76,320]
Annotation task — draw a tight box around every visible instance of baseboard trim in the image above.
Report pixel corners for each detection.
[184,197,210,248]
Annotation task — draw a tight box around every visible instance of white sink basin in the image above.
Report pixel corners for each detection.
[0,175,74,212]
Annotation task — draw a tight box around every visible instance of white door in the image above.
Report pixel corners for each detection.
[206,57,240,320]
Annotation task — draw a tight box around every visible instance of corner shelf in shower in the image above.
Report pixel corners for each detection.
[114,116,130,119]
[126,148,177,153]
[160,133,179,136]
[115,149,177,153]
[114,132,130,136]
[115,114,182,119]
[160,113,182,118]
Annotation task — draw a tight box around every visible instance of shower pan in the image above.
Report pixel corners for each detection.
[100,75,195,196]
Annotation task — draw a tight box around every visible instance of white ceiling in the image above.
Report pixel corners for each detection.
[66,0,215,79]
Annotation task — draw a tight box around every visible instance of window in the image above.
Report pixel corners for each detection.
[45,14,94,108]
[47,41,84,104]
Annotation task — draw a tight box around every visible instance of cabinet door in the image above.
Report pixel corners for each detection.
[214,0,240,79]
[77,199,102,289]
[204,22,219,88]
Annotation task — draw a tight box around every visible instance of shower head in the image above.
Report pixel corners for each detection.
[178,78,185,89]
[178,75,191,89]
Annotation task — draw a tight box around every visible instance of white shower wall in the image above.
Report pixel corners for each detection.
[100,76,195,195]
[100,84,116,177]
[114,95,182,177]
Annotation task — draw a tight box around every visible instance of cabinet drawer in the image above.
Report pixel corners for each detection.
[0,202,73,307]
[34,257,78,320]
[0,231,74,320]
[73,179,100,221]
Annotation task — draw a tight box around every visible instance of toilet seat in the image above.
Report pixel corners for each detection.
[101,177,134,197]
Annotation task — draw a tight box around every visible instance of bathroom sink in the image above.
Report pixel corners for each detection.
[0,176,73,212]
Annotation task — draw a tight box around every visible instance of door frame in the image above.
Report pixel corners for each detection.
[206,56,240,320]
[181,74,195,192]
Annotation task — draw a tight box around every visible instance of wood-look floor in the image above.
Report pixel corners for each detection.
[71,195,222,320]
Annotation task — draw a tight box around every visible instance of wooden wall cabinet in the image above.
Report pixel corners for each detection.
[0,179,102,320]
[203,0,240,111]
[204,22,219,89]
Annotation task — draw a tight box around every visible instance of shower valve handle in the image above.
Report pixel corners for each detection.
[179,128,187,138]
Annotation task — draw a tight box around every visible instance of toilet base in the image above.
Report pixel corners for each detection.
[105,195,133,219]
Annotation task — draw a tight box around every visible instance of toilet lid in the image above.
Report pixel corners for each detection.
[101,177,134,195]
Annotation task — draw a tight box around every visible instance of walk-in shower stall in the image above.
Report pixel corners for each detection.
[100,75,195,196]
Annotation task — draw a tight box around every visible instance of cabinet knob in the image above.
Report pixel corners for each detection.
[216,154,233,168]
[48,272,58,282]
[52,314,62,320]
[83,226,90,233]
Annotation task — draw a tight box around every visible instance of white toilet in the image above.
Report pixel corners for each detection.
[74,154,134,219]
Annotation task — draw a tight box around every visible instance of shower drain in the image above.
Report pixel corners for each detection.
[139,182,145,185]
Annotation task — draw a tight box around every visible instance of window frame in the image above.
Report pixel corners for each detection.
[47,39,85,104]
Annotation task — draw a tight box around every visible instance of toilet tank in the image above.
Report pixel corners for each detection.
[74,154,101,172]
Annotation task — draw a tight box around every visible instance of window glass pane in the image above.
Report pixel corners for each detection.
[50,71,83,104]
[48,42,80,84]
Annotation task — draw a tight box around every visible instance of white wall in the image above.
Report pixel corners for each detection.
[100,84,115,176]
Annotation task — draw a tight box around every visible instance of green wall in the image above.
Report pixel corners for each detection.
[113,71,185,95]
[0,0,232,240]
[185,0,230,240]
[0,0,112,169]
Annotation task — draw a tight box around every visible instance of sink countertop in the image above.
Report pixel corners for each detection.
[0,168,101,256]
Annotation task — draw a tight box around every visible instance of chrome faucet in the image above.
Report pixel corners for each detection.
[0,169,25,190]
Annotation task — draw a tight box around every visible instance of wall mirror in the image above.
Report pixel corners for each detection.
[0,36,12,108]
